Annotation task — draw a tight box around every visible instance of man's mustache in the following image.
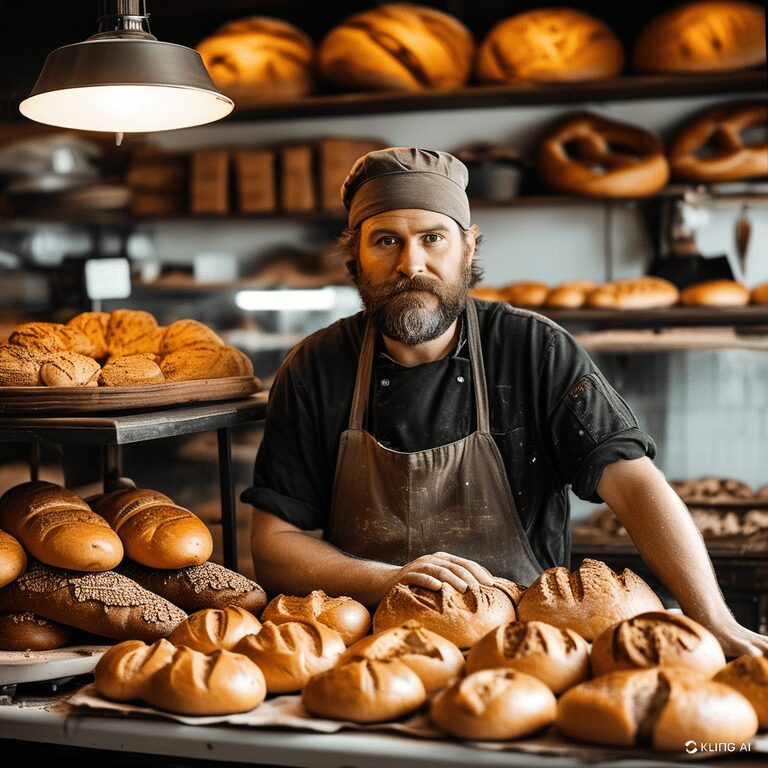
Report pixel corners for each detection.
[377,275,441,297]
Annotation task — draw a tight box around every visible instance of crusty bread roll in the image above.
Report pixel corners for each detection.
[98,354,165,386]
[466,620,590,694]
[475,9,624,83]
[0,481,123,572]
[302,657,427,723]
[318,3,475,92]
[0,560,186,642]
[469,286,505,302]
[585,277,680,309]
[66,311,110,359]
[159,319,224,357]
[160,344,253,382]
[117,560,267,614]
[169,606,262,654]
[143,645,266,715]
[235,620,346,694]
[373,581,516,649]
[545,281,599,309]
[0,611,73,651]
[491,576,528,607]
[106,309,162,359]
[196,17,315,106]
[751,282,768,305]
[714,654,768,729]
[339,620,464,693]
[39,351,100,387]
[556,668,758,750]
[260,590,371,645]
[0,344,41,386]
[8,322,65,356]
[0,528,27,587]
[500,282,549,308]
[680,279,750,307]
[431,668,557,741]
[517,559,664,641]
[590,611,726,678]
[94,638,177,701]
[87,488,213,569]
[633,1,766,74]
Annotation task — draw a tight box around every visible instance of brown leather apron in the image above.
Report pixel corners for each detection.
[326,300,542,585]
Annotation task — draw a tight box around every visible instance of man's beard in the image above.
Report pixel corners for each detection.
[357,262,472,346]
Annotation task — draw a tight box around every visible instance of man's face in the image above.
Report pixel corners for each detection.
[356,209,475,346]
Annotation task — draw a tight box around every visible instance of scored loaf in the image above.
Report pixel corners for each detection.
[168,605,262,654]
[714,654,768,730]
[0,528,27,587]
[0,481,123,572]
[585,277,680,310]
[94,638,177,701]
[0,610,74,651]
[88,488,213,569]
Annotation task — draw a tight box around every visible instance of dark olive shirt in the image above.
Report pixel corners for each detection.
[242,299,656,568]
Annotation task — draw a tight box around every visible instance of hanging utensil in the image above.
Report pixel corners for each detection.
[735,204,752,278]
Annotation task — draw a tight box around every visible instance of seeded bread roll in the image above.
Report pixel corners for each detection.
[0,560,186,642]
[87,488,213,569]
[159,319,224,356]
[373,581,516,649]
[94,638,177,701]
[98,355,165,386]
[169,606,262,654]
[0,344,41,386]
[431,668,557,741]
[517,559,664,641]
[500,282,549,308]
[117,560,267,614]
[339,620,464,693]
[680,279,750,307]
[8,322,65,356]
[302,657,427,723]
[160,345,253,382]
[235,620,346,693]
[466,620,590,694]
[66,311,110,359]
[0,481,123,572]
[585,277,679,310]
[556,668,758,750]
[0,529,27,587]
[714,654,768,729]
[0,611,73,651]
[39,351,101,387]
[261,590,371,645]
[107,309,162,358]
[590,611,726,678]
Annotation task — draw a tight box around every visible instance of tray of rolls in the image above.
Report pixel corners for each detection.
[0,310,261,413]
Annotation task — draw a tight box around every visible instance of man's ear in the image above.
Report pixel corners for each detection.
[465,224,479,259]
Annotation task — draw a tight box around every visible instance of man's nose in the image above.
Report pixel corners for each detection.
[396,241,426,278]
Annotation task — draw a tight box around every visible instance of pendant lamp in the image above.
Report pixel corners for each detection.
[19,0,234,145]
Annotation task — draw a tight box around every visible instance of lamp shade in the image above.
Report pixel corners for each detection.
[19,38,234,133]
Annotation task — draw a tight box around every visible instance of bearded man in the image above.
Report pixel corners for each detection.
[244,147,767,657]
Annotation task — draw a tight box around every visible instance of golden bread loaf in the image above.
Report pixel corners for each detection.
[196,16,315,106]
[94,638,177,701]
[590,611,726,678]
[106,309,162,358]
[633,1,766,74]
[751,282,768,305]
[0,560,186,642]
[302,657,427,723]
[373,581,516,648]
[556,668,758,750]
[8,322,65,355]
[260,590,371,645]
[318,3,475,92]
[235,619,346,693]
[465,620,590,694]
[98,354,165,386]
[168,605,262,654]
[66,311,110,359]
[475,9,624,83]
[39,351,101,387]
[0,611,74,651]
[500,282,549,308]
[0,344,41,386]
[517,558,664,641]
[160,344,252,382]
[88,487,213,569]
[680,279,751,307]
[585,277,680,309]
[0,528,27,587]
[431,668,557,741]
[714,654,768,729]
[339,620,464,693]
[469,286,506,302]
[159,319,224,356]
[0,481,123,572]
[545,281,599,309]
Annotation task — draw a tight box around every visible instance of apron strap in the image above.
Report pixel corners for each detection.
[349,318,377,430]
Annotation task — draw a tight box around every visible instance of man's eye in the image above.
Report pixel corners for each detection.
[378,236,397,246]
[425,234,442,243]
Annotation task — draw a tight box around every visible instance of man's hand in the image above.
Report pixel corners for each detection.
[699,616,768,659]
[386,551,495,594]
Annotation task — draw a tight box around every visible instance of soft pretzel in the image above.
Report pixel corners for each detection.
[669,102,768,182]
[536,114,670,197]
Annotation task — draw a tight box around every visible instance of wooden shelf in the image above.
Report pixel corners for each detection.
[540,306,768,329]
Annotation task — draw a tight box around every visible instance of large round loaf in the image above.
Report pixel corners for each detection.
[106,309,162,358]
[0,560,186,642]
[168,605,262,654]
[0,611,73,651]
[66,311,110,359]
[317,3,475,92]
[235,620,346,694]
[714,654,768,729]
[680,279,750,307]
[94,638,177,701]
[633,2,766,74]
[339,620,464,693]
[0,529,27,587]
[556,668,758,750]
[373,581,516,649]
[87,488,213,569]
[159,319,224,356]
[475,9,624,83]
[0,481,123,572]
[431,668,557,741]
[590,611,726,678]
[465,620,590,694]
[261,590,371,645]
[302,657,426,723]
[117,560,267,614]
[517,558,664,641]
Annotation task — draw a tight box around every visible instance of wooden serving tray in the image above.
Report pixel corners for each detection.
[0,376,261,415]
